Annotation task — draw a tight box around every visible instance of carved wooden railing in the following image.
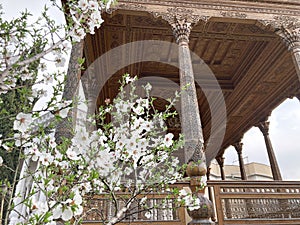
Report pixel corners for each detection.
[82,182,189,225]
[207,181,300,225]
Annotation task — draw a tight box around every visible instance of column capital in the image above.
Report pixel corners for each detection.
[206,166,211,178]
[233,141,243,154]
[233,140,247,180]
[256,120,270,136]
[216,155,225,167]
[170,19,192,45]
[150,9,209,45]
[276,26,300,51]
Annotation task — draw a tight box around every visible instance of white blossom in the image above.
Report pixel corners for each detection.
[89,1,99,10]
[0,156,3,166]
[43,74,54,85]
[39,152,54,166]
[78,0,89,12]
[13,112,33,133]
[30,197,49,215]
[54,56,66,67]
[66,148,81,161]
[164,133,174,148]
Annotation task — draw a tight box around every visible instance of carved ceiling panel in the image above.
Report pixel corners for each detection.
[85,9,299,161]
[206,22,232,34]
[232,23,274,36]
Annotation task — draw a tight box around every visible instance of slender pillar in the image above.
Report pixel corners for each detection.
[81,63,99,132]
[170,18,214,225]
[276,27,300,81]
[256,120,282,180]
[216,156,226,180]
[206,167,216,222]
[216,156,232,218]
[55,41,84,142]
[171,19,206,167]
[233,142,247,180]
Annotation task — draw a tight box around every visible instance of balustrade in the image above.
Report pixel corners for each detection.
[82,182,189,225]
[207,181,300,225]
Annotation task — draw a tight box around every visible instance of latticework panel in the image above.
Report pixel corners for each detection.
[83,197,181,223]
[208,181,300,224]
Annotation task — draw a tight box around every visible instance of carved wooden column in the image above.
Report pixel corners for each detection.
[171,19,206,166]
[169,17,214,225]
[256,120,282,180]
[233,141,247,180]
[55,40,84,142]
[216,156,225,180]
[206,167,216,222]
[276,27,300,80]
[81,63,99,132]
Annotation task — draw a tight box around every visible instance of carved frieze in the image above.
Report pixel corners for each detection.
[220,11,247,19]
[151,7,210,26]
[259,15,300,30]
[114,3,147,11]
[112,0,300,17]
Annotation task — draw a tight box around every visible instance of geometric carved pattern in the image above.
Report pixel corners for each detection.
[84,9,299,162]
[83,197,180,222]
[210,181,300,223]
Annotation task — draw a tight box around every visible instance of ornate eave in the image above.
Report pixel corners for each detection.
[79,0,300,163]
[112,0,300,27]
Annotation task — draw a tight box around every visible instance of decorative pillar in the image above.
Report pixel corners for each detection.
[206,167,216,222]
[216,156,226,180]
[81,63,99,132]
[171,19,206,167]
[168,17,213,225]
[276,27,300,81]
[216,155,232,219]
[55,40,84,142]
[233,141,247,180]
[256,120,282,180]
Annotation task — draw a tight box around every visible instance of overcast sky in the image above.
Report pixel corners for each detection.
[224,97,300,180]
[2,0,300,180]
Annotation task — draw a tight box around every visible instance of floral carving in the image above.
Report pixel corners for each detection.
[151,7,210,25]
[220,11,247,19]
[260,15,300,30]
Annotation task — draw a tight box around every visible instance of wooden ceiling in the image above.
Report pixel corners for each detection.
[83,10,299,162]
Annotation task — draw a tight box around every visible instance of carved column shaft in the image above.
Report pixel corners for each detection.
[171,19,205,166]
[206,167,216,222]
[55,40,84,142]
[170,17,213,225]
[233,142,247,180]
[256,120,282,180]
[216,156,225,180]
[81,62,98,132]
